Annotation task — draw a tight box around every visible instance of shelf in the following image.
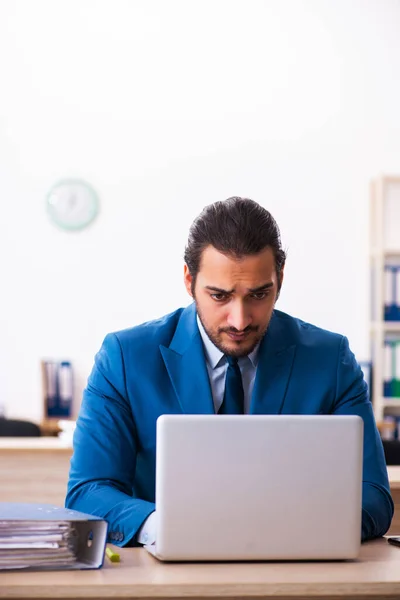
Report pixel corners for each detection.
[370,248,400,259]
[381,176,400,185]
[370,322,400,333]
[40,420,62,436]
[370,175,400,422]
[383,399,400,407]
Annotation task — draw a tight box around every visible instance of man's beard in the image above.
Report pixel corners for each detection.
[196,304,270,358]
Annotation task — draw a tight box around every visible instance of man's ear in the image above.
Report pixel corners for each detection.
[183,264,193,297]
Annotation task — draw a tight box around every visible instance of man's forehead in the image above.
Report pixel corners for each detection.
[198,246,276,279]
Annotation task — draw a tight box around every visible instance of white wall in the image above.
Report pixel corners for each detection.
[1,0,400,421]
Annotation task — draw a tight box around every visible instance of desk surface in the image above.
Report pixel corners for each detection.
[0,438,72,450]
[0,539,400,600]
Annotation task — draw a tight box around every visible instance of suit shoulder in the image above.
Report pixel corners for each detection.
[110,307,185,349]
[273,309,344,348]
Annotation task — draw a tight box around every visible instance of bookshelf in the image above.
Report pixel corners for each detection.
[370,175,400,423]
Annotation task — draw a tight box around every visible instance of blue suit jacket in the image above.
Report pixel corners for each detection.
[66,304,393,546]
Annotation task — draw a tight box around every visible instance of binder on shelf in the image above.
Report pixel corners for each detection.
[41,360,73,420]
[383,339,400,398]
[395,342,400,397]
[384,265,400,321]
[58,361,73,418]
[384,340,394,397]
[0,503,108,571]
[42,361,59,417]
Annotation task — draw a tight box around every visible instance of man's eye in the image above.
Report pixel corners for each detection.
[252,292,268,300]
[211,293,228,302]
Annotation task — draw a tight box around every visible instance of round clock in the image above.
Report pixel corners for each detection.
[46,179,99,231]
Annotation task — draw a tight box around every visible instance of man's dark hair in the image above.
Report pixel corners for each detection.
[184,197,286,294]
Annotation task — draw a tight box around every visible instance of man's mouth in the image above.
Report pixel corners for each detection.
[226,331,250,341]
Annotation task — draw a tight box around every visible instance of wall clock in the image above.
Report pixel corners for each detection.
[46,179,99,231]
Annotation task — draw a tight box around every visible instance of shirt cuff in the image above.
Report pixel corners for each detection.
[136,511,156,545]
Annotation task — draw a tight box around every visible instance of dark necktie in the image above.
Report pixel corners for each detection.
[218,355,244,414]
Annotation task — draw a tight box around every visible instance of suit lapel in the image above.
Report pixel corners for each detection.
[250,312,296,415]
[160,303,215,415]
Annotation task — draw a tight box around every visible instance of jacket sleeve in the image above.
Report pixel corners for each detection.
[65,333,155,547]
[332,336,393,541]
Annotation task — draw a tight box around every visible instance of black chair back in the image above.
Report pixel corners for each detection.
[0,418,41,437]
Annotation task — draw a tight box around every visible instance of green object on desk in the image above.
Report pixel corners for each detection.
[106,547,120,563]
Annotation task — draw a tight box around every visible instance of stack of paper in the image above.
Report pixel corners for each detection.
[0,503,108,571]
[0,522,76,569]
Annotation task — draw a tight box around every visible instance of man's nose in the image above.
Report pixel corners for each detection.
[226,302,252,332]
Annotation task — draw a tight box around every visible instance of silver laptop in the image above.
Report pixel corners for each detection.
[145,414,363,561]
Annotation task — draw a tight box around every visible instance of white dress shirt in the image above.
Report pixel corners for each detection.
[196,316,259,413]
[137,315,260,545]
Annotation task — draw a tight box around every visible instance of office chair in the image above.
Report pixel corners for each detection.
[0,417,41,437]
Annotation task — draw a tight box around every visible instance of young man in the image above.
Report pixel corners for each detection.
[66,197,393,546]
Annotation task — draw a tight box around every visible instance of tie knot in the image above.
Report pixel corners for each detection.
[226,355,239,367]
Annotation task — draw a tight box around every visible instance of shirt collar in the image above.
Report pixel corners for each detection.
[196,315,260,369]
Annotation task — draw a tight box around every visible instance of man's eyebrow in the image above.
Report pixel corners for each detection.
[204,282,274,294]
[248,282,274,293]
[205,286,234,294]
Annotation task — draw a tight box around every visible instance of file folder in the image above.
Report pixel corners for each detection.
[383,339,400,399]
[395,342,400,397]
[384,340,394,397]
[0,503,108,570]
[384,265,400,321]
[42,361,59,418]
[42,360,73,419]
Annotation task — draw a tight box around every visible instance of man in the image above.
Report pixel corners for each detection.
[66,197,393,547]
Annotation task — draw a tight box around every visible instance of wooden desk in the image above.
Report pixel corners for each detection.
[0,539,400,599]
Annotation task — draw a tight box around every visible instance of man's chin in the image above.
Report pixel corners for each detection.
[218,335,260,358]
